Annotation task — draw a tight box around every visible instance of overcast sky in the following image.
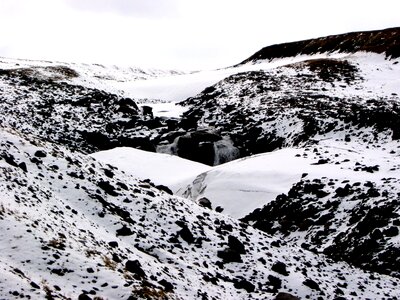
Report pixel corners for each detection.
[0,0,399,70]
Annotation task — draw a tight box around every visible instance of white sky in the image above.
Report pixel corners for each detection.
[0,0,399,70]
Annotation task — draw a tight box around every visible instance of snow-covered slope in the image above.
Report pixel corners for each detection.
[1,27,400,299]
[91,147,211,187]
[0,56,184,98]
[176,125,400,218]
[115,53,348,102]
[3,129,399,299]
[174,133,400,276]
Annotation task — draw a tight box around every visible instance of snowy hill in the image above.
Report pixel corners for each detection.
[3,130,400,299]
[0,56,184,97]
[1,27,400,299]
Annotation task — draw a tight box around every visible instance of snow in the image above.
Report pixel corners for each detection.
[2,44,400,299]
[0,56,185,98]
[89,132,400,220]
[90,147,211,187]
[2,130,397,299]
[175,134,400,218]
[116,53,349,102]
[137,101,188,118]
[313,52,400,98]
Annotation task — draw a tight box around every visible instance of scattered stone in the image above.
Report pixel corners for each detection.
[303,278,321,291]
[179,225,195,244]
[125,260,146,278]
[233,279,255,293]
[116,225,133,236]
[271,261,289,276]
[198,197,212,209]
[34,150,47,158]
[275,292,300,300]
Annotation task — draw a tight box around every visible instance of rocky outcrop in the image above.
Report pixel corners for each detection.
[237,27,400,65]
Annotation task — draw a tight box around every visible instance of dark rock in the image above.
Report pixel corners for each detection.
[82,131,113,150]
[228,235,246,254]
[98,180,119,196]
[34,150,47,158]
[108,241,118,248]
[117,104,138,115]
[118,136,156,152]
[367,187,380,197]
[303,278,320,291]
[166,119,179,131]
[118,97,138,110]
[141,117,163,129]
[112,253,121,263]
[275,292,300,300]
[176,134,215,166]
[179,115,198,130]
[125,260,146,278]
[78,294,92,300]
[179,225,195,244]
[158,279,174,292]
[116,225,133,236]
[198,197,212,209]
[142,105,153,118]
[384,226,399,237]
[1,153,18,167]
[30,281,40,289]
[116,182,128,190]
[215,206,224,213]
[233,279,255,293]
[271,261,289,276]
[104,169,114,178]
[18,162,27,172]
[266,275,282,293]
[156,185,173,195]
[217,249,242,263]
[203,274,219,285]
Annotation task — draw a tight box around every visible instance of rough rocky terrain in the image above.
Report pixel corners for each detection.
[1,27,400,299]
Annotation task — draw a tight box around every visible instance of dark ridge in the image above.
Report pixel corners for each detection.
[237,27,400,66]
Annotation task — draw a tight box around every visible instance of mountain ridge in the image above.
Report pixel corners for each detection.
[237,27,400,66]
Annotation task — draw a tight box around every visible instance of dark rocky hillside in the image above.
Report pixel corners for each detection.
[242,175,400,278]
[0,68,176,154]
[237,27,400,65]
[178,58,400,159]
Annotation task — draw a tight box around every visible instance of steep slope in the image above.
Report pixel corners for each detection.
[2,129,400,299]
[0,67,158,153]
[179,54,400,158]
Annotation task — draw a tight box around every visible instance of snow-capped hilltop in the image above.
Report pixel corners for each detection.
[238,27,400,65]
[0,56,184,96]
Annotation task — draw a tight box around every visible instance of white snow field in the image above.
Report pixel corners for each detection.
[91,147,211,187]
